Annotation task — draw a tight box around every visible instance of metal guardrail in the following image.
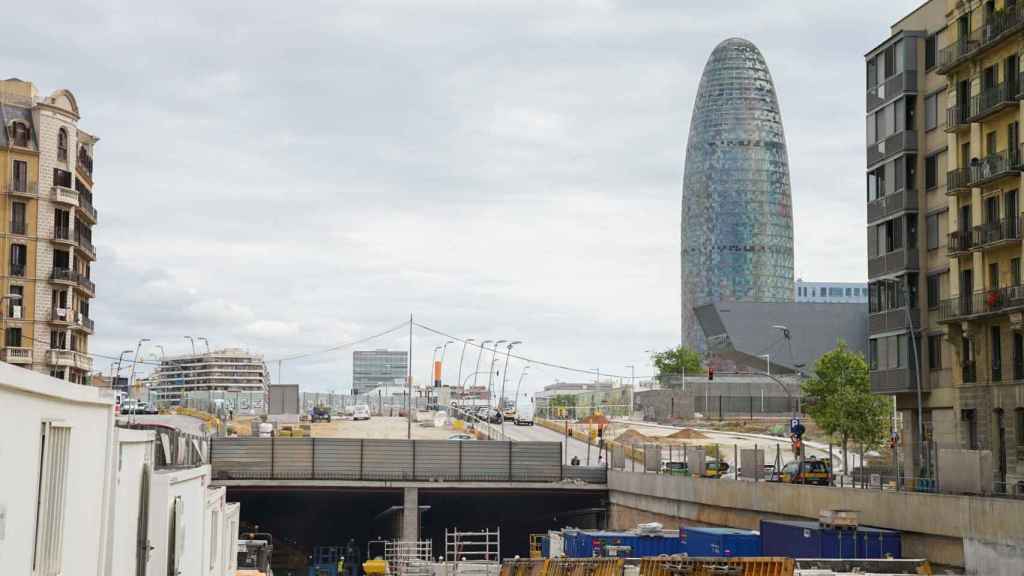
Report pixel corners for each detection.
[210,437,607,483]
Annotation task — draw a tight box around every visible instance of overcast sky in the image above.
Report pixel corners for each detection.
[9,0,921,394]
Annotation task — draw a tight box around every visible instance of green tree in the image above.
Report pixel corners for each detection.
[651,346,702,387]
[802,341,890,472]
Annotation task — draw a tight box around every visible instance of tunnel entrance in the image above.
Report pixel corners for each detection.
[228,487,605,575]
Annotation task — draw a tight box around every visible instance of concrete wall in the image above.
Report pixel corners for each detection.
[0,363,116,576]
[608,470,1024,575]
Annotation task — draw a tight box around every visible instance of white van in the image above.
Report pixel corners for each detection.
[514,404,534,426]
[353,404,371,420]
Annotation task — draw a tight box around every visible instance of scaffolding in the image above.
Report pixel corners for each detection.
[445,528,501,576]
[385,540,434,576]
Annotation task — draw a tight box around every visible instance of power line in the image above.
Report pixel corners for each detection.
[413,321,655,380]
[269,320,410,362]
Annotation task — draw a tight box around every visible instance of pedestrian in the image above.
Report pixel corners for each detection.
[571,456,580,466]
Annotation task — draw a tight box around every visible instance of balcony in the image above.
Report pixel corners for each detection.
[77,196,97,224]
[869,307,921,335]
[72,314,95,334]
[867,130,917,168]
[866,70,918,111]
[973,216,1023,250]
[937,5,1024,74]
[946,166,972,195]
[45,349,92,372]
[10,264,26,278]
[77,147,93,179]
[945,105,970,133]
[10,219,26,236]
[0,347,32,365]
[77,274,95,297]
[971,147,1023,187]
[51,225,74,247]
[75,234,96,260]
[948,229,973,256]
[50,185,79,208]
[50,268,95,297]
[868,248,919,279]
[4,181,38,198]
[50,308,72,324]
[937,285,1024,323]
[871,366,920,394]
[867,188,918,224]
[968,81,1019,123]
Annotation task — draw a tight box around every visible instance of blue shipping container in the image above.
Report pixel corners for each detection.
[682,527,761,557]
[759,521,900,560]
[562,530,686,558]
[541,536,550,558]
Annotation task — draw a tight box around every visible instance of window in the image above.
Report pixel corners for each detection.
[9,285,23,318]
[57,128,69,162]
[928,334,943,369]
[925,154,939,190]
[867,56,878,89]
[32,422,71,576]
[12,160,28,192]
[10,244,26,276]
[1013,258,1021,286]
[53,249,69,270]
[925,34,937,70]
[52,168,71,189]
[1016,409,1024,448]
[54,208,70,240]
[869,339,879,370]
[5,327,21,347]
[926,213,939,250]
[12,201,26,236]
[50,329,66,350]
[845,288,852,297]
[10,121,30,147]
[925,94,938,131]
[906,214,917,249]
[927,275,940,308]
[990,262,1000,290]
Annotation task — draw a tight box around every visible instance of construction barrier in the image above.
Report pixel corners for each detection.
[638,556,794,576]
[501,559,623,576]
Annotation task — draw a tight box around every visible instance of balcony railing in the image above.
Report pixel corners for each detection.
[76,234,96,259]
[971,147,1023,186]
[1,347,32,364]
[962,361,977,384]
[968,81,1019,122]
[867,70,918,111]
[46,348,93,371]
[77,146,93,177]
[868,307,921,335]
[51,308,71,323]
[937,285,1024,322]
[4,181,38,197]
[867,130,917,168]
[937,5,1024,73]
[945,105,970,132]
[947,229,973,255]
[10,219,26,236]
[78,196,97,223]
[50,185,79,207]
[50,268,94,295]
[868,247,919,279]
[10,264,25,277]
[973,215,1023,249]
[867,188,918,223]
[53,225,71,242]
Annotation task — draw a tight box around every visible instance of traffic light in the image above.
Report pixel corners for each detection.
[708,367,714,381]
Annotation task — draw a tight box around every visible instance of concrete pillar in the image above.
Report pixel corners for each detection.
[402,487,419,542]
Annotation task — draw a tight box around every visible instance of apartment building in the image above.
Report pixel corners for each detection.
[353,349,408,396]
[149,348,270,404]
[0,78,96,384]
[870,0,1024,493]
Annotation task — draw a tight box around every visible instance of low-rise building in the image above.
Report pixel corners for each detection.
[148,347,270,405]
[795,279,869,303]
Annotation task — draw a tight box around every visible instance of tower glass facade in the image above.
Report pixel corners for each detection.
[682,38,795,350]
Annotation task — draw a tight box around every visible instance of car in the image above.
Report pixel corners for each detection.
[778,458,831,485]
[353,404,371,420]
[701,460,730,478]
[660,461,689,475]
[448,434,475,441]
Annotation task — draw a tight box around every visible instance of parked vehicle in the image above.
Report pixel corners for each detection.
[660,461,689,475]
[701,461,730,478]
[778,458,831,485]
[311,404,332,423]
[353,404,371,420]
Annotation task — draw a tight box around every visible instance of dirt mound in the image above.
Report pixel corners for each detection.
[614,429,651,446]
[667,428,707,440]
[579,413,610,426]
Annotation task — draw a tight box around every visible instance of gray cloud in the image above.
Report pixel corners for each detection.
[9,0,921,391]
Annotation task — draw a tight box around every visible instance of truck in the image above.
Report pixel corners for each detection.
[514,403,534,426]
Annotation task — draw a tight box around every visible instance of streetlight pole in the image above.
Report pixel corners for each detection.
[184,336,196,355]
[439,340,455,386]
[514,365,530,406]
[473,340,492,394]
[760,354,771,377]
[499,341,522,425]
[488,340,507,408]
[431,345,442,392]
[198,337,210,353]
[626,364,635,416]
[114,349,132,390]
[155,345,165,360]
[456,338,475,409]
[128,338,150,396]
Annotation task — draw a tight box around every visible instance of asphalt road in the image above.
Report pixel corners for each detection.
[501,421,608,466]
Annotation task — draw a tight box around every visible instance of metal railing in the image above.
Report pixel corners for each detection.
[971,147,1022,186]
[10,264,25,277]
[968,80,1019,121]
[938,5,1024,72]
[945,104,970,132]
[78,196,97,222]
[937,285,1024,322]
[210,437,607,483]
[53,225,71,241]
[946,165,971,193]
[4,181,37,196]
[973,215,1023,248]
[947,229,972,255]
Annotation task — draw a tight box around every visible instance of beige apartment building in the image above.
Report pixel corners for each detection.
[0,79,96,384]
[869,0,1024,493]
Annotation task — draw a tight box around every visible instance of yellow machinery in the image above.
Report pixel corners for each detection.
[529,534,544,559]
[362,558,389,576]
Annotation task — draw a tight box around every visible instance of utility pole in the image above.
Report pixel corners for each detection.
[488,340,507,408]
[499,341,522,423]
[407,314,413,440]
[456,338,475,410]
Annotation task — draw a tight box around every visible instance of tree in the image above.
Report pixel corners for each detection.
[651,346,702,387]
[802,341,890,473]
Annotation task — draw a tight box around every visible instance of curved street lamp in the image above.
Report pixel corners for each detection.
[472,340,493,395]
[488,340,507,407]
[499,341,523,420]
[456,338,475,408]
[439,340,455,386]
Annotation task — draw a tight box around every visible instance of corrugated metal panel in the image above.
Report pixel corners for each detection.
[211,438,272,479]
[511,442,561,482]
[362,439,415,480]
[562,466,607,484]
[414,440,461,480]
[273,438,313,478]
[314,439,363,480]
[462,441,512,481]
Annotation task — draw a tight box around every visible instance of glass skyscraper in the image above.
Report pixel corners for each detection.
[681,38,794,351]
[352,349,408,395]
